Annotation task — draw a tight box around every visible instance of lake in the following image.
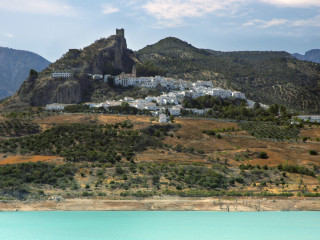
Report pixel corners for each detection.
[0,211,319,240]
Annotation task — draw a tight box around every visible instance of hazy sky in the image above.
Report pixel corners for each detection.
[0,0,319,62]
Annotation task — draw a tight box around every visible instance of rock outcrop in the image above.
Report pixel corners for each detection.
[14,30,139,106]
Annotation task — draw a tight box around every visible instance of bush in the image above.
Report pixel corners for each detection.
[258,152,269,159]
[309,150,318,155]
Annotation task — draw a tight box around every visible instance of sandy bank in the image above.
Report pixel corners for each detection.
[1,197,320,211]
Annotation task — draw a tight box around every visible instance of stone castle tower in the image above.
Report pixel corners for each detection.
[116,28,125,37]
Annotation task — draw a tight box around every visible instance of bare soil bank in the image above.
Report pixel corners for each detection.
[1,197,319,212]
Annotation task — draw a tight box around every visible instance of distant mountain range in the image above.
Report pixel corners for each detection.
[0,47,50,99]
[6,31,320,113]
[293,49,320,64]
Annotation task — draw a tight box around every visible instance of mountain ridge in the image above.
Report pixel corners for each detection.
[293,49,320,64]
[0,47,50,99]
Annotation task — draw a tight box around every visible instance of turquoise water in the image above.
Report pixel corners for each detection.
[0,211,319,240]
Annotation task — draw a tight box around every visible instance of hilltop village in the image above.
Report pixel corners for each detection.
[47,66,268,120]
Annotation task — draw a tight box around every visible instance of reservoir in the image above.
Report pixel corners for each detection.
[0,211,319,240]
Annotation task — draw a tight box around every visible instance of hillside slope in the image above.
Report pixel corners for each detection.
[13,32,139,106]
[0,47,50,99]
[136,38,320,113]
[293,49,320,64]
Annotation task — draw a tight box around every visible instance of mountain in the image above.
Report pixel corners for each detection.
[136,37,320,113]
[0,47,50,99]
[10,33,320,113]
[12,30,139,106]
[293,49,320,64]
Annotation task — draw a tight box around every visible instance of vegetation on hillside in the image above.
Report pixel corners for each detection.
[0,121,177,163]
[136,37,320,113]
[0,119,40,137]
[182,95,293,121]
[239,122,300,140]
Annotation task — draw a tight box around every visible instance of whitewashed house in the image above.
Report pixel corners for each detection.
[232,91,246,99]
[144,103,157,111]
[297,115,320,123]
[45,103,67,111]
[85,102,103,108]
[123,97,134,102]
[184,108,209,115]
[92,74,103,80]
[52,71,71,78]
[169,107,181,116]
[145,96,158,103]
[159,114,167,123]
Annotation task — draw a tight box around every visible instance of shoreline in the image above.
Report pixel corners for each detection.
[1,197,320,212]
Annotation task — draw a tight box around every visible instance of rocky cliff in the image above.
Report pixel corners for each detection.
[14,31,138,106]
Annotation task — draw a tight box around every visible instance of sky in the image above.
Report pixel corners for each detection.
[0,0,319,62]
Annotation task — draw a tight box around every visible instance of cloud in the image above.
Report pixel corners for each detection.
[291,15,320,27]
[0,0,77,16]
[142,0,320,27]
[102,4,119,14]
[244,15,320,28]
[261,0,320,8]
[243,18,288,28]
[143,0,245,27]
[4,33,14,38]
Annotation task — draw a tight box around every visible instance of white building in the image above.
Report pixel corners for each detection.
[209,88,232,98]
[296,115,320,123]
[92,74,103,80]
[45,103,67,111]
[159,114,167,123]
[232,91,246,99]
[192,81,213,88]
[145,96,158,103]
[52,71,71,78]
[123,97,134,102]
[169,106,181,116]
[246,100,255,108]
[144,103,157,111]
[184,108,209,115]
[85,102,103,108]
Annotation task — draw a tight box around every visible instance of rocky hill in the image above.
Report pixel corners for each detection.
[136,37,320,113]
[0,47,50,99]
[293,49,320,64]
[13,30,139,106]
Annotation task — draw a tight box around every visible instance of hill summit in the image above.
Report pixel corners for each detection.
[136,38,320,113]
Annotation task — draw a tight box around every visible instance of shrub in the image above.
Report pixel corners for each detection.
[309,150,318,155]
[258,151,269,159]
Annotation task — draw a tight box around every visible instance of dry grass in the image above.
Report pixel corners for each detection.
[35,114,156,131]
[136,149,207,164]
[0,155,63,165]
[300,126,320,140]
